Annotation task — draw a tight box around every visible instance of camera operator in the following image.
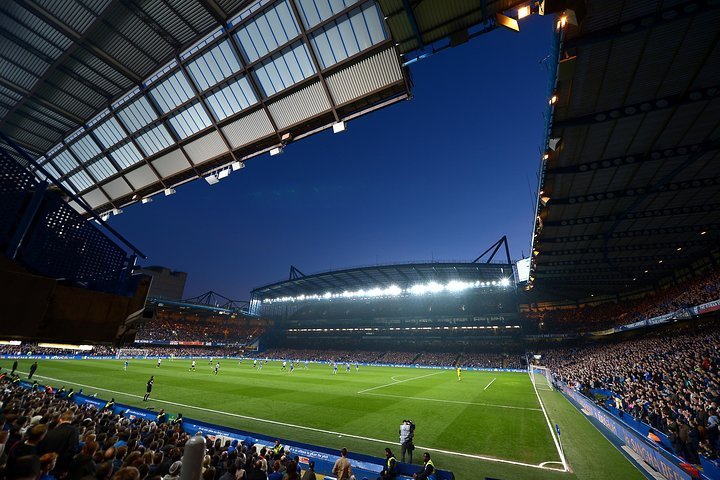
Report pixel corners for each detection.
[399,419,415,463]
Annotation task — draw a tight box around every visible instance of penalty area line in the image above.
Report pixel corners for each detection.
[359,391,541,411]
[356,371,445,394]
[17,371,565,472]
[483,377,496,390]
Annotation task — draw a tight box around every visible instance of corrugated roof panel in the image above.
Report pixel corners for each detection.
[33,0,109,35]
[205,76,259,121]
[109,141,144,169]
[82,188,108,209]
[69,170,94,191]
[86,156,118,182]
[2,41,50,77]
[116,96,158,133]
[296,0,359,28]
[149,70,195,113]
[1,3,71,55]
[69,134,102,162]
[73,49,134,89]
[221,109,275,148]
[94,30,155,79]
[102,176,133,199]
[151,148,191,177]
[124,164,159,190]
[168,102,213,139]
[326,47,402,105]
[254,41,316,96]
[140,1,196,47]
[135,124,174,156]
[93,117,127,149]
[235,0,300,63]
[51,149,80,174]
[0,58,39,91]
[186,40,243,92]
[268,81,330,129]
[169,0,217,41]
[183,131,228,165]
[309,2,386,68]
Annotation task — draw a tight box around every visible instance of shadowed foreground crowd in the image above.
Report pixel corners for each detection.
[543,323,720,465]
[0,379,316,480]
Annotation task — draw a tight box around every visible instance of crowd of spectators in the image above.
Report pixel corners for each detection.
[0,379,316,480]
[543,322,720,465]
[0,346,115,357]
[526,266,720,332]
[256,349,519,369]
[135,314,265,345]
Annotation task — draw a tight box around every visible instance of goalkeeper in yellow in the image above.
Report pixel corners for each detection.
[457,366,462,382]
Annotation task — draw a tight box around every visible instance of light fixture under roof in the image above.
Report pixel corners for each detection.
[332,121,347,134]
[217,168,230,180]
[141,197,152,204]
[270,146,283,156]
[205,174,219,185]
[231,161,245,171]
[164,188,176,196]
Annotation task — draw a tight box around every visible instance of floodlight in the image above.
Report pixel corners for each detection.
[100,213,110,222]
[517,5,530,19]
[141,197,152,204]
[205,174,219,185]
[332,121,347,134]
[218,168,230,180]
[499,278,511,287]
[548,137,562,151]
[112,208,123,215]
[164,188,176,196]
[549,95,558,104]
[270,146,283,156]
[231,161,245,171]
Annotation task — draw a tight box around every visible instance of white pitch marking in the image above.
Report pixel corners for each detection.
[15,369,566,472]
[356,371,444,394]
[483,377,497,390]
[529,370,569,472]
[359,391,541,411]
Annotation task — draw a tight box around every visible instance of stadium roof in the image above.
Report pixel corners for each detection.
[0,0,526,215]
[251,261,514,299]
[530,0,720,299]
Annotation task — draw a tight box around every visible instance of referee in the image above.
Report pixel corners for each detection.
[143,375,154,401]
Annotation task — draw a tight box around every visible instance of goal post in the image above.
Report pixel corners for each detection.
[529,365,554,391]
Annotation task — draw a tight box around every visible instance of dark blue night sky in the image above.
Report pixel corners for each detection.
[109,15,554,300]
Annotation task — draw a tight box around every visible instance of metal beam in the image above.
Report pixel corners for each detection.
[537,239,716,257]
[548,175,720,205]
[545,141,713,175]
[541,223,719,243]
[62,138,117,209]
[15,0,141,83]
[0,76,85,124]
[543,202,720,227]
[564,0,720,50]
[552,84,720,130]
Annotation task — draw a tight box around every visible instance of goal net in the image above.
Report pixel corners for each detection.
[529,365,554,391]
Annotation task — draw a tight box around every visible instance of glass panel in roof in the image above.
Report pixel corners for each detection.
[135,124,174,156]
[93,117,127,149]
[86,156,118,182]
[69,170,94,191]
[309,2,385,68]
[69,134,102,163]
[254,41,315,97]
[149,70,195,114]
[168,102,212,139]
[51,149,79,174]
[116,96,158,134]
[40,162,61,180]
[296,0,358,29]
[235,0,300,63]
[186,40,243,92]
[109,142,143,169]
[205,76,258,121]
[60,180,76,194]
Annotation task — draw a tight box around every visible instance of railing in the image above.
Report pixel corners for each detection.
[0,143,140,294]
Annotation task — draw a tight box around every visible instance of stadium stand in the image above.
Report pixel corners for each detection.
[541,320,720,466]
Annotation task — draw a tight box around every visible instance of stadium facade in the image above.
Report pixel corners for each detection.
[250,260,525,350]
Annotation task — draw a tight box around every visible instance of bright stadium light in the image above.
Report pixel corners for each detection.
[164,188,176,196]
[499,277,511,287]
[332,121,347,133]
[270,146,283,156]
[217,168,230,180]
[231,161,245,171]
[205,174,219,185]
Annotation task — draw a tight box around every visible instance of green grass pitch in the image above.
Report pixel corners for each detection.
[8,358,646,480]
